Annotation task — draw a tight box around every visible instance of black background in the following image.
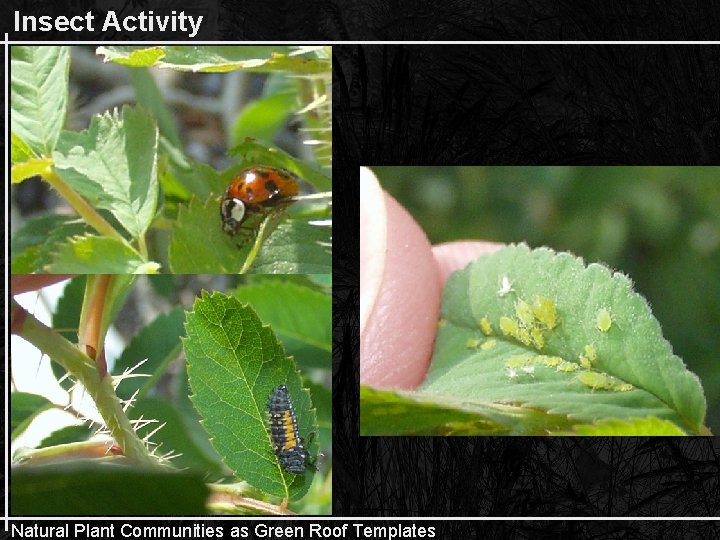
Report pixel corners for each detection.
[6,1,720,41]
[331,37,720,524]
[4,0,720,527]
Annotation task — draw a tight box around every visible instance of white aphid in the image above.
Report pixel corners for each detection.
[498,275,514,297]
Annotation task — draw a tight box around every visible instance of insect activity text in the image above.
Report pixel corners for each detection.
[14,10,204,38]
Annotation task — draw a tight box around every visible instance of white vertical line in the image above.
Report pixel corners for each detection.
[5,32,11,527]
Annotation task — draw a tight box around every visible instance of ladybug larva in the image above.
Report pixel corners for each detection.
[267,384,311,474]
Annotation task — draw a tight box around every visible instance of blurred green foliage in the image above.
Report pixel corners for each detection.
[373,166,720,434]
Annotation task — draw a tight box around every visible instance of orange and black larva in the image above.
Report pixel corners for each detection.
[220,166,300,236]
[267,384,309,474]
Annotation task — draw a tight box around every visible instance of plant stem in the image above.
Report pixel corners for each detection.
[12,301,160,468]
[207,483,289,515]
[44,169,126,242]
[238,214,277,274]
[78,275,111,378]
[137,233,148,259]
[14,440,122,465]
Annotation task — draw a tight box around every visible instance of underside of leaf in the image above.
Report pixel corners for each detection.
[413,244,707,435]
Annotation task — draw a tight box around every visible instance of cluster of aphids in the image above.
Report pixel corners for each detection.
[463,275,632,393]
[473,275,560,352]
[500,351,632,391]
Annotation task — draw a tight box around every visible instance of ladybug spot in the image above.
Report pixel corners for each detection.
[264,180,279,196]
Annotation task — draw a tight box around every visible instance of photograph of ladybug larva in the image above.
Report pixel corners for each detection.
[10,45,332,275]
[9,44,332,516]
[9,274,331,515]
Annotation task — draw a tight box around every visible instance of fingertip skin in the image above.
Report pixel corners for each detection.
[360,168,387,336]
[360,168,440,389]
[432,241,503,285]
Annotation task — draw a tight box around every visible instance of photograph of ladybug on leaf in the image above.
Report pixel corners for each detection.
[10,45,332,275]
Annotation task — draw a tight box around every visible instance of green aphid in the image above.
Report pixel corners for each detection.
[596,308,614,333]
[577,370,616,390]
[499,316,520,338]
[532,295,558,330]
[541,356,562,367]
[583,344,598,363]
[437,318,448,328]
[480,339,497,351]
[579,370,634,392]
[530,327,545,351]
[479,317,494,336]
[515,299,536,327]
[465,337,482,350]
[504,355,535,368]
[557,361,579,373]
[516,326,533,347]
[578,344,597,369]
[577,370,632,392]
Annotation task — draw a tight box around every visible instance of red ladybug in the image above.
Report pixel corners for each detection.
[220,166,300,236]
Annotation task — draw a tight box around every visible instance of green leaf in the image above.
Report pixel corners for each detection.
[11,393,54,441]
[11,46,69,155]
[97,45,329,74]
[233,281,331,369]
[420,244,707,434]
[161,148,222,200]
[168,196,246,273]
[307,274,332,288]
[169,191,330,274]
[184,292,317,500]
[11,463,208,516]
[563,416,688,436]
[11,156,54,184]
[46,235,158,274]
[112,307,186,401]
[53,106,159,239]
[247,220,332,274]
[11,216,91,274]
[305,380,332,451]
[174,361,226,473]
[38,425,92,448]
[230,92,296,147]
[98,46,166,67]
[360,386,576,436]
[10,248,38,274]
[11,132,37,163]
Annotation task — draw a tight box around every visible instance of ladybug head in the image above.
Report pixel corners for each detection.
[220,197,246,235]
